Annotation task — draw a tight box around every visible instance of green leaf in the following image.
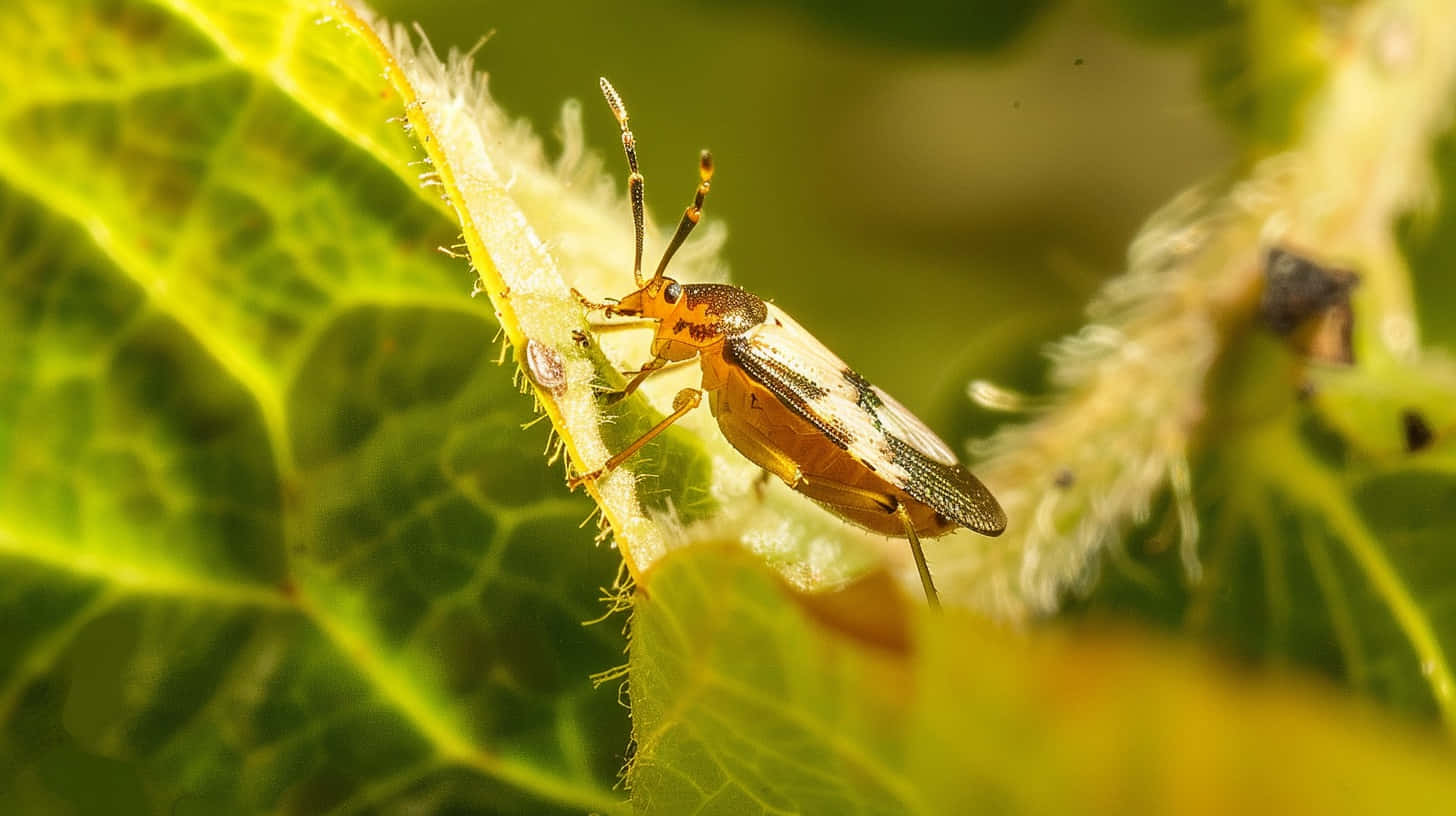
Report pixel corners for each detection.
[630,546,1456,814]
[1402,121,1456,351]
[0,1,627,812]
[1190,1,1331,150]
[1071,336,1456,726]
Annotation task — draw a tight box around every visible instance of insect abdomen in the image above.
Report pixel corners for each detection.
[702,353,957,538]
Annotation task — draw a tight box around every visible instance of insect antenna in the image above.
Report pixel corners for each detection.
[600,77,647,287]
[653,150,714,281]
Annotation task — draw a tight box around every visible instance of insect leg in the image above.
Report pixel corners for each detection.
[791,474,941,608]
[718,415,942,605]
[604,356,671,405]
[625,357,696,374]
[652,151,714,280]
[569,388,703,488]
[599,78,647,287]
[571,288,620,314]
[584,319,659,334]
[897,504,940,610]
[752,468,773,498]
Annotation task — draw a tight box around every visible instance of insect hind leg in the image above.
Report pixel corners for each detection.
[719,419,942,607]
[792,473,941,609]
[897,504,940,610]
[569,388,703,489]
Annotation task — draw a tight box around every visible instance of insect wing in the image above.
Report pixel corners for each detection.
[860,382,958,465]
[730,306,1006,535]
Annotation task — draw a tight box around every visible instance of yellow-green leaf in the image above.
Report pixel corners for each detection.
[631,547,1456,814]
[0,1,627,812]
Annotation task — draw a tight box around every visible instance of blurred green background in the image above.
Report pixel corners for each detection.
[374,0,1233,431]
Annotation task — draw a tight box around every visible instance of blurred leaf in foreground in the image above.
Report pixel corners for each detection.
[630,546,1456,814]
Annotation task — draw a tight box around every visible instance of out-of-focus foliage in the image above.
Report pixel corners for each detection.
[631,547,1456,814]
[3,0,1456,814]
[1402,126,1456,350]
[1064,0,1456,737]
[1070,338,1456,725]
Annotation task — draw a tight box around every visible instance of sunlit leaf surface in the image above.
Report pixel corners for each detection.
[0,2,627,812]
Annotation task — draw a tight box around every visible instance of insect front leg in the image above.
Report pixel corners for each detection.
[605,356,670,405]
[568,388,703,489]
[571,288,620,315]
[583,319,660,334]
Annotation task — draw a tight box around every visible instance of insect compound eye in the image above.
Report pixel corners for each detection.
[663,281,682,304]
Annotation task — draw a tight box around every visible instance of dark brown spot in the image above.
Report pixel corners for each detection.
[1261,247,1358,366]
[1260,247,1358,335]
[842,368,886,433]
[1403,409,1434,452]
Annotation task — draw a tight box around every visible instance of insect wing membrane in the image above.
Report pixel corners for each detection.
[735,306,1006,534]
[862,383,958,465]
[735,306,882,457]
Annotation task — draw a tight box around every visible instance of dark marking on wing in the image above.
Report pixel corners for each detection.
[886,436,1007,535]
[724,336,844,446]
[843,368,886,429]
[847,364,1005,533]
